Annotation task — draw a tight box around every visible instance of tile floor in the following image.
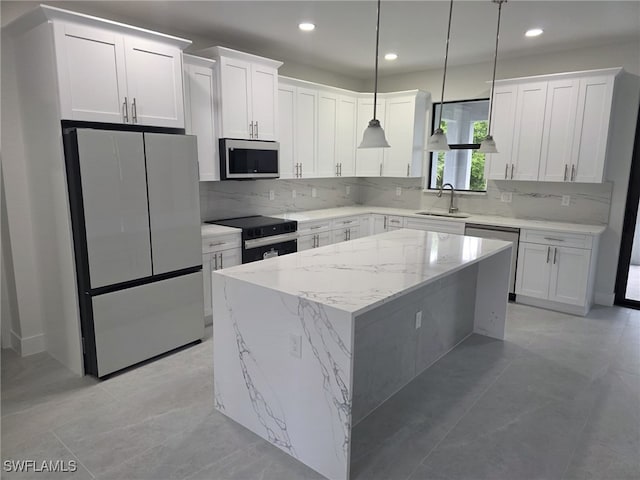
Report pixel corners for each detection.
[2,303,639,480]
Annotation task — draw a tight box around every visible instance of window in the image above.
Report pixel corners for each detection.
[428,99,489,192]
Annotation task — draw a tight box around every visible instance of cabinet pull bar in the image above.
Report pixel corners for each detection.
[208,241,225,247]
[255,121,259,138]
[546,246,551,263]
[123,97,129,123]
[383,216,387,229]
[213,252,218,270]
[407,163,410,177]
[571,164,576,182]
[300,163,302,177]
[379,163,383,176]
[131,98,137,123]
[310,226,322,230]
[219,253,223,269]
[553,247,558,264]
[505,164,508,179]
[564,164,568,181]
[511,164,514,179]
[543,237,565,242]
[340,163,342,176]
[249,122,254,139]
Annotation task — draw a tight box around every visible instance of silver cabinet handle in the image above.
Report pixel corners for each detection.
[564,164,568,181]
[255,121,259,138]
[249,122,254,138]
[219,253,223,269]
[511,164,515,179]
[208,241,225,248]
[310,225,322,230]
[300,163,302,177]
[123,97,129,123]
[407,163,410,177]
[546,246,551,263]
[543,237,565,242]
[336,163,339,176]
[505,164,509,179]
[132,98,137,123]
[213,252,218,270]
[339,163,342,176]
[379,163,383,176]
[383,216,387,230]
[571,164,576,181]
[348,228,351,240]
[390,219,400,224]
[553,247,558,264]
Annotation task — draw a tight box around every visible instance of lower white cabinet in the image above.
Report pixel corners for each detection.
[371,214,404,234]
[332,226,361,243]
[298,231,332,251]
[515,229,596,313]
[404,217,465,235]
[203,248,241,319]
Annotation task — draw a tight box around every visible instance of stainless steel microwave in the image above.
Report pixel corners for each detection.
[219,138,279,180]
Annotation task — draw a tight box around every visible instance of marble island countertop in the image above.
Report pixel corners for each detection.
[274,206,607,235]
[213,229,511,316]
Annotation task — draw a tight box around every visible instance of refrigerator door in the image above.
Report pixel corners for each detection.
[91,271,204,377]
[77,129,152,288]
[144,133,202,274]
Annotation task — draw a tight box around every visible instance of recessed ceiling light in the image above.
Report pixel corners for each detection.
[384,53,398,61]
[298,22,315,32]
[525,28,544,37]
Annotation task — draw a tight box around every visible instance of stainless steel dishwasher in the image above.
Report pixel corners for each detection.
[464,223,520,300]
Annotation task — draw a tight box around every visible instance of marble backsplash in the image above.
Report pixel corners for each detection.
[199,177,360,221]
[359,177,613,225]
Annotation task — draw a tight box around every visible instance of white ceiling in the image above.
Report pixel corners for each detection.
[3,1,640,80]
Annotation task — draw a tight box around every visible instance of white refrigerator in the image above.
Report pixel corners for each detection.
[63,127,204,377]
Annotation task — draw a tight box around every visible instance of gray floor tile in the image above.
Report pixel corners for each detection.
[564,439,640,480]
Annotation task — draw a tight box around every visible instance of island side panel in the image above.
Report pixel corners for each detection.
[473,246,511,340]
[351,264,478,425]
[212,273,355,480]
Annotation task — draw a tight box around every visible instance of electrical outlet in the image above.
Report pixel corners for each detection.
[500,192,512,203]
[346,186,351,195]
[311,188,317,198]
[292,189,297,199]
[396,187,402,197]
[561,195,570,206]
[269,190,275,201]
[289,333,302,358]
[415,311,422,329]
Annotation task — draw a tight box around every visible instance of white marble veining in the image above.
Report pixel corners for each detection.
[274,206,607,235]
[214,229,512,316]
[200,224,241,237]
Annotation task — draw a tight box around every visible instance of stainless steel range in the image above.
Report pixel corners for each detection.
[206,216,297,264]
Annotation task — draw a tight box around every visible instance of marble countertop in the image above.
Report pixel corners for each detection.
[274,206,607,235]
[201,224,242,237]
[214,229,512,316]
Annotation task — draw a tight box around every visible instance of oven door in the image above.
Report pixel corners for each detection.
[243,235,297,264]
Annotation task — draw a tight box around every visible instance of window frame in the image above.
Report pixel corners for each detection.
[427,98,490,193]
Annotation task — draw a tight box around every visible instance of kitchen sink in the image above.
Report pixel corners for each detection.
[415,212,470,219]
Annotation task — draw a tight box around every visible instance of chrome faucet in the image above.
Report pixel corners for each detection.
[437,183,458,214]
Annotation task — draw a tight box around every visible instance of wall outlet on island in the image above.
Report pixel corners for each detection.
[269,190,275,201]
[562,195,571,206]
[311,188,317,198]
[396,187,402,197]
[500,192,512,203]
[415,311,422,329]
[289,333,302,359]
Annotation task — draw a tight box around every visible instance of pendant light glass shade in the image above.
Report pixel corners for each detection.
[427,0,454,152]
[359,119,390,148]
[479,0,507,154]
[359,0,390,149]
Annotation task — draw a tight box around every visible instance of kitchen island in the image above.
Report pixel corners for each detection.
[212,229,512,480]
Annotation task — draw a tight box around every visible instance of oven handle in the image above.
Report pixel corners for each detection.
[244,232,299,250]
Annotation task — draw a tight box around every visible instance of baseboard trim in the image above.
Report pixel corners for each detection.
[10,330,46,356]
[516,295,588,316]
[594,291,615,306]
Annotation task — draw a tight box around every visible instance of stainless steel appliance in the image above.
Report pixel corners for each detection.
[207,216,297,263]
[464,223,520,299]
[63,124,204,378]
[219,138,279,179]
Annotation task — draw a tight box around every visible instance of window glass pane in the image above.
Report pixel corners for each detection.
[430,99,489,191]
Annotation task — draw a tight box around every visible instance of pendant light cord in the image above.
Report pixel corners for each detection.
[373,0,382,121]
[487,0,504,136]
[436,0,454,130]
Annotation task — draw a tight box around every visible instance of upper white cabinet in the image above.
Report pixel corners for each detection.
[486,68,620,184]
[52,18,187,128]
[201,47,282,141]
[355,97,386,176]
[278,83,297,179]
[336,95,358,176]
[183,55,218,181]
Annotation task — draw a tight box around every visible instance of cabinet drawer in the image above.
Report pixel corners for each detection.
[521,229,592,249]
[297,219,332,236]
[386,216,405,229]
[405,217,465,235]
[331,215,361,228]
[202,233,241,253]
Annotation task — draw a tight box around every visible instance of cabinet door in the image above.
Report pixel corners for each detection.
[124,37,184,128]
[219,57,252,139]
[386,216,404,231]
[337,95,358,176]
[332,229,349,243]
[371,215,387,234]
[296,87,318,177]
[251,64,278,140]
[485,85,517,180]
[539,79,579,182]
[355,97,385,176]
[572,75,615,183]
[515,242,552,299]
[383,95,416,177]
[54,22,127,123]
[317,90,339,177]
[219,248,242,270]
[297,234,316,252]
[184,62,218,181]
[317,230,333,247]
[203,253,213,318]
[549,247,590,306]
[511,82,547,180]
[278,84,296,179]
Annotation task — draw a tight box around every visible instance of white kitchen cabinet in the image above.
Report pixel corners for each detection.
[548,246,590,305]
[355,96,386,176]
[278,83,296,179]
[510,82,547,180]
[53,20,187,127]
[184,55,218,181]
[332,226,361,243]
[202,231,242,322]
[296,87,318,178]
[515,243,552,299]
[317,90,339,177]
[203,47,281,141]
[337,95,358,176]
[485,85,517,180]
[298,231,333,251]
[371,214,404,234]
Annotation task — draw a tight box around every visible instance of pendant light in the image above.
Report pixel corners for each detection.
[479,0,507,154]
[359,0,390,148]
[427,0,454,152]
